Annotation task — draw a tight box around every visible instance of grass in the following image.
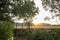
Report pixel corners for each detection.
[14,25,60,30]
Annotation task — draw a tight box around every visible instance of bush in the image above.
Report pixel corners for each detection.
[14,28,60,40]
[0,21,14,40]
[23,30,32,37]
[27,30,50,40]
[27,29,60,40]
[50,29,60,40]
[14,30,32,37]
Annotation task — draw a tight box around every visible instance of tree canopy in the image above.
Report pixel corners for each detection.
[0,0,38,22]
[0,0,39,40]
[41,0,60,19]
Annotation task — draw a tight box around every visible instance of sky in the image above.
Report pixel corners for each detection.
[32,0,60,25]
[15,0,60,25]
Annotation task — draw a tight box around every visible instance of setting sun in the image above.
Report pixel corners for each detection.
[32,15,45,25]
[32,20,41,25]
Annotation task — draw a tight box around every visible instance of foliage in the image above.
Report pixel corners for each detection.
[13,29,60,40]
[13,0,38,19]
[0,21,14,40]
[41,0,60,19]
[14,30,32,37]
[27,29,60,40]
[0,0,38,21]
[50,29,60,40]
[0,0,38,40]
[41,0,60,13]
[27,30,49,40]
[23,30,32,37]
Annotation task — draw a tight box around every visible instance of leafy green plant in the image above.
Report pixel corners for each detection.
[27,30,49,40]
[27,29,60,40]
[14,30,32,37]
[50,29,60,40]
[0,21,14,40]
[14,29,60,40]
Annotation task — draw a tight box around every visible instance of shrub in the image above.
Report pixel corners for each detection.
[50,29,60,40]
[0,21,14,40]
[14,28,60,40]
[27,29,60,40]
[27,30,50,40]
[14,30,32,37]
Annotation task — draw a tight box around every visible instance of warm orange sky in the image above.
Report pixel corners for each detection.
[14,0,60,25]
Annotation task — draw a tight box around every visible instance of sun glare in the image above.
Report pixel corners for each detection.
[32,16,45,25]
[32,0,60,25]
[32,0,51,25]
[32,20,40,25]
[15,0,60,25]
[32,21,44,25]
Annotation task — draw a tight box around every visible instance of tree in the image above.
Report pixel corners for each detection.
[0,0,38,40]
[0,0,38,21]
[0,0,12,21]
[13,0,38,19]
[41,0,60,19]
